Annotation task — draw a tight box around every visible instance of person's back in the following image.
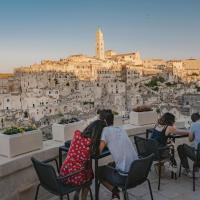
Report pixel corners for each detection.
[98,110,138,199]
[151,124,168,146]
[101,126,138,172]
[60,130,93,186]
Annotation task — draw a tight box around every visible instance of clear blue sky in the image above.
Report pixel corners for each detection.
[0,0,200,72]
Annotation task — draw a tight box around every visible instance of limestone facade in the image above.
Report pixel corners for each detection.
[0,29,200,127]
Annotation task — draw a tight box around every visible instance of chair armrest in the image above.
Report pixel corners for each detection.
[43,158,59,173]
[57,168,85,182]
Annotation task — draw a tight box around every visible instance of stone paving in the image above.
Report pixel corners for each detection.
[45,166,200,200]
[43,136,200,200]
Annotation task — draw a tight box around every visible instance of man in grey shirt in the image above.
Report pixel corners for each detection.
[97,110,138,200]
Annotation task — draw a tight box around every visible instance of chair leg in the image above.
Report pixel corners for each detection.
[147,179,154,200]
[66,194,70,200]
[97,182,100,200]
[158,162,161,190]
[73,190,80,200]
[60,195,63,200]
[193,166,195,191]
[123,190,129,200]
[89,187,93,200]
[179,163,182,177]
[35,184,40,200]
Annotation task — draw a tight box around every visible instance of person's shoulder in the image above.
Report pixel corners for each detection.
[91,119,105,127]
[102,126,115,134]
[191,121,200,129]
[102,126,111,131]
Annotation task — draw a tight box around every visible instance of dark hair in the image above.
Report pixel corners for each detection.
[158,112,175,126]
[96,109,101,115]
[103,109,114,126]
[191,112,200,122]
[98,109,106,120]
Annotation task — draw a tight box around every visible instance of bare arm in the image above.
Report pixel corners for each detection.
[99,140,106,154]
[175,129,190,136]
[188,132,194,142]
[165,126,190,136]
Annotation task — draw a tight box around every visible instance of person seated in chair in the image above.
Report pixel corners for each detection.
[151,112,189,147]
[60,109,109,200]
[177,112,200,176]
[97,110,138,200]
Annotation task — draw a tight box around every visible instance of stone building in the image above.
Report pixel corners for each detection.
[172,59,200,83]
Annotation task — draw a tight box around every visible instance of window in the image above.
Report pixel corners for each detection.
[33,104,35,108]
[7,99,10,102]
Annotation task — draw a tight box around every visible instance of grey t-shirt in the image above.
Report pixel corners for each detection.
[190,120,200,147]
[101,126,138,173]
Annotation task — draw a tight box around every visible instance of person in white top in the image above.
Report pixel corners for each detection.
[97,110,138,200]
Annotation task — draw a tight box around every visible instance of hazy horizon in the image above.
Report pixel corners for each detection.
[0,0,200,73]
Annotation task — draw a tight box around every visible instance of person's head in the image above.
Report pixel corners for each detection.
[191,112,200,122]
[158,112,175,126]
[103,109,114,126]
[98,109,106,120]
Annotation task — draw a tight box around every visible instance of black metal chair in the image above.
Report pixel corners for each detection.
[98,154,154,200]
[179,143,200,191]
[134,135,174,190]
[31,157,93,200]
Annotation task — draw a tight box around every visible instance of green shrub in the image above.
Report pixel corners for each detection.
[3,125,36,135]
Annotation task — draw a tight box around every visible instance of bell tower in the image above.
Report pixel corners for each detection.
[96,28,105,59]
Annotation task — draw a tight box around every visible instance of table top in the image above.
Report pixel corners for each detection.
[146,128,188,139]
[59,145,110,160]
[168,134,188,139]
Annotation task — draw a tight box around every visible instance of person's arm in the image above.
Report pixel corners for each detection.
[99,127,108,154]
[188,125,195,142]
[175,129,190,136]
[165,126,176,136]
[99,140,107,154]
[188,132,194,142]
[165,126,190,136]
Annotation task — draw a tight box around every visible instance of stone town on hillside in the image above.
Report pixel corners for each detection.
[0,28,200,130]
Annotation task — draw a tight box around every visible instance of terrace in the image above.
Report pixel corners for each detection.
[0,121,199,200]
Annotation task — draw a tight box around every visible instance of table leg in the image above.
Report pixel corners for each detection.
[95,158,99,200]
[59,148,62,169]
[146,130,149,139]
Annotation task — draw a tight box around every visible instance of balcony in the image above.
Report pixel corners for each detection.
[0,122,198,200]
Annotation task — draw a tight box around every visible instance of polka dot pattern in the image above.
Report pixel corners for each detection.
[60,130,94,186]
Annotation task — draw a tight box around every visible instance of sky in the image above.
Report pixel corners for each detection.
[0,0,200,73]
